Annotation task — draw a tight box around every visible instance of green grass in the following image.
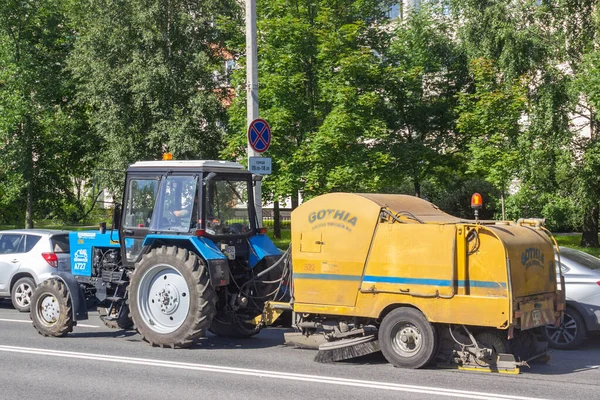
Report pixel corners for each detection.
[267,229,291,250]
[554,234,600,258]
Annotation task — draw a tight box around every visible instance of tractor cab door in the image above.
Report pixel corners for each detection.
[121,175,160,266]
[150,175,200,233]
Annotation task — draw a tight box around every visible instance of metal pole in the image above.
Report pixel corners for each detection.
[246,0,262,225]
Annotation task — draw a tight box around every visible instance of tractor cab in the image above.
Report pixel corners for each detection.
[120,160,258,267]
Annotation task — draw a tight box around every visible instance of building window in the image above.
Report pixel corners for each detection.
[387,3,401,19]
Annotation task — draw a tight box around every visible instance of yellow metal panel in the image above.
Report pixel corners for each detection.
[299,232,322,253]
[291,193,381,307]
[464,229,509,298]
[488,225,556,299]
[362,223,457,297]
[294,293,510,328]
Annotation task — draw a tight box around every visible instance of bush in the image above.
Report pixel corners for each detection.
[504,188,581,232]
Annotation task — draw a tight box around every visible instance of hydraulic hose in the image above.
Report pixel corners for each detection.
[239,245,291,296]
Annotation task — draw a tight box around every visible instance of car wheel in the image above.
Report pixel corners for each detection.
[11,277,36,312]
[542,308,586,350]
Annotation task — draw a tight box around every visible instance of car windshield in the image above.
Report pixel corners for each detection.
[205,177,252,235]
[560,247,600,270]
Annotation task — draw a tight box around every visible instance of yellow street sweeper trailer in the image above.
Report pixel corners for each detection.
[264,193,564,373]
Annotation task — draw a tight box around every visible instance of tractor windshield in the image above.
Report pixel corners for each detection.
[204,177,253,236]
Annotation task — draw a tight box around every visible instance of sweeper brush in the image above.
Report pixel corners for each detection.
[314,335,380,363]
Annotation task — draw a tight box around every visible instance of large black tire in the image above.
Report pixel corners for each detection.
[379,308,438,369]
[128,246,216,348]
[542,307,586,350]
[11,276,35,312]
[209,312,262,338]
[99,304,134,330]
[508,329,538,361]
[30,279,74,337]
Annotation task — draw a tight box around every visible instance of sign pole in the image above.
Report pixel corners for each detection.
[246,0,262,225]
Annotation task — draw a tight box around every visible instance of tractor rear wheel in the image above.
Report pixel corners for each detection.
[30,279,74,337]
[129,246,216,348]
[379,307,438,369]
[209,311,262,338]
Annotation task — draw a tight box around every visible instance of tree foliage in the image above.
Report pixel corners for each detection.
[0,0,95,227]
[2,0,600,242]
[69,0,238,193]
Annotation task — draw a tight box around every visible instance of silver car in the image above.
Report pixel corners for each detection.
[542,246,600,349]
[0,229,70,312]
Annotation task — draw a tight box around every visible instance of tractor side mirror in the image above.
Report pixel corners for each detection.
[112,203,122,230]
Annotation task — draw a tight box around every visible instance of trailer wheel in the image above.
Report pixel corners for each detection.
[379,307,438,369]
[30,279,74,337]
[209,312,261,338]
[129,246,216,348]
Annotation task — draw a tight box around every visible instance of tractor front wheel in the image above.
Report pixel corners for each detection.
[129,246,216,348]
[30,279,74,337]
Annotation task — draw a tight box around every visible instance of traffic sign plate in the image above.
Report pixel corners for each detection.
[249,157,272,175]
[248,118,271,153]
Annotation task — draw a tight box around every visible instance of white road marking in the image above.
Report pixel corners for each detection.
[573,365,600,372]
[0,345,546,400]
[0,318,99,328]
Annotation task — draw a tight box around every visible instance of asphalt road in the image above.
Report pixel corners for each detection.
[1,301,599,400]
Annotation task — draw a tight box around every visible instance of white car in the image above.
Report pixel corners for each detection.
[0,229,70,312]
[542,247,600,349]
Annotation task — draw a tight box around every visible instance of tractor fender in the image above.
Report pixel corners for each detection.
[50,271,88,321]
[142,234,230,287]
[248,234,281,268]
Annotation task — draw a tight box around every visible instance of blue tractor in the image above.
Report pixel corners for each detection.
[30,160,287,347]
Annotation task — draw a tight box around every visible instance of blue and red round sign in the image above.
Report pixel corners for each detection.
[247,118,271,153]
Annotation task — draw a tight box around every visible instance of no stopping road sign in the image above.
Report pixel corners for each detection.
[248,118,271,153]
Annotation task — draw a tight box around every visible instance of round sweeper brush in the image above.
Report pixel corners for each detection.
[314,335,380,363]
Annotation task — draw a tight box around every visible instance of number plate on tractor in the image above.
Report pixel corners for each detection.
[225,245,236,260]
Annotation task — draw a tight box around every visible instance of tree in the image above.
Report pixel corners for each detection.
[453,0,586,234]
[456,58,527,219]
[69,0,238,193]
[225,0,398,203]
[0,0,94,227]
[382,5,468,197]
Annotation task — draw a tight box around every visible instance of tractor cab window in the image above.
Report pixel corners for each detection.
[153,176,199,232]
[124,179,159,228]
[205,177,252,236]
